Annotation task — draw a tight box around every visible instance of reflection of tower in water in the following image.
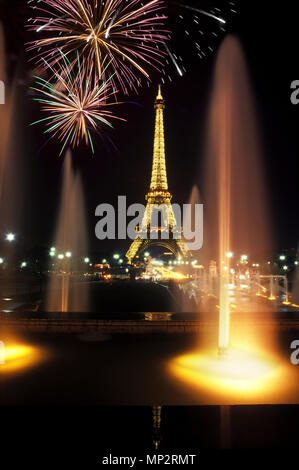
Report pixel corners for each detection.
[152,406,162,450]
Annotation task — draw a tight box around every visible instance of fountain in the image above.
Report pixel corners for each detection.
[202,35,273,354]
[292,246,299,304]
[168,36,288,402]
[283,276,291,305]
[45,151,89,312]
[0,23,17,205]
[0,22,8,196]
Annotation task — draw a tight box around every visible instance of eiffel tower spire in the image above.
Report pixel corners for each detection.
[150,85,168,191]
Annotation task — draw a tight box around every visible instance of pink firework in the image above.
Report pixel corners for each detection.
[27,0,169,94]
[31,52,125,154]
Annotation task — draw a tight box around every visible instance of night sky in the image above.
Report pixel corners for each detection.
[0,0,298,256]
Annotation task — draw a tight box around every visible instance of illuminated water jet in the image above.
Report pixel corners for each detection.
[203,35,273,356]
[45,150,89,312]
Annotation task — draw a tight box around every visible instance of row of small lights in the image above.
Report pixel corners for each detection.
[49,247,92,264]
[50,249,124,265]
[226,252,298,270]
[2,239,298,271]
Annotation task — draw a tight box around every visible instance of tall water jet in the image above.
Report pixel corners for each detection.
[0,23,23,278]
[203,35,272,354]
[0,22,11,200]
[46,151,89,312]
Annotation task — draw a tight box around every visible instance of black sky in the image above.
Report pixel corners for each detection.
[0,0,298,256]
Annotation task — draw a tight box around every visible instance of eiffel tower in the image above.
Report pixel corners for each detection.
[126,85,190,264]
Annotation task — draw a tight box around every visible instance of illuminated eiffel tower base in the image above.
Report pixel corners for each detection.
[126,86,190,265]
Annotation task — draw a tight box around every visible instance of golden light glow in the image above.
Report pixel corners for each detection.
[0,343,45,374]
[153,265,188,280]
[168,346,285,401]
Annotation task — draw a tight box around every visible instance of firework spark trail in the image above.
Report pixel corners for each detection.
[174,2,226,24]
[27,0,169,94]
[104,8,120,39]
[30,52,125,155]
[164,42,183,76]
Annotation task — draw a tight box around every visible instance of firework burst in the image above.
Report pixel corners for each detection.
[27,0,168,94]
[31,52,125,154]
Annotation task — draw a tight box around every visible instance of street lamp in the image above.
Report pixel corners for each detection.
[65,251,72,258]
[113,254,120,260]
[102,259,107,264]
[58,254,64,260]
[5,233,15,242]
[20,262,27,268]
[279,255,286,261]
[0,258,4,264]
[84,257,90,263]
[226,252,233,258]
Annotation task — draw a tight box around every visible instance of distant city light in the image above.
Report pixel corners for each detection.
[279,255,286,261]
[102,259,107,264]
[283,265,288,271]
[65,251,72,258]
[144,252,150,257]
[119,259,123,264]
[226,252,233,258]
[241,254,248,261]
[50,247,56,252]
[84,257,90,263]
[5,233,15,242]
[20,261,27,268]
[113,254,120,260]
[295,261,299,266]
[0,258,4,264]
[58,254,64,260]
[49,251,55,257]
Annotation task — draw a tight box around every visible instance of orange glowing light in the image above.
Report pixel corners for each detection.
[168,346,284,399]
[0,343,44,374]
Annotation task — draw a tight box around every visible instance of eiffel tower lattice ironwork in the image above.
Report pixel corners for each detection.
[126,85,190,264]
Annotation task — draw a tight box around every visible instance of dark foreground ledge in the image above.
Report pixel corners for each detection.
[1,311,299,333]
